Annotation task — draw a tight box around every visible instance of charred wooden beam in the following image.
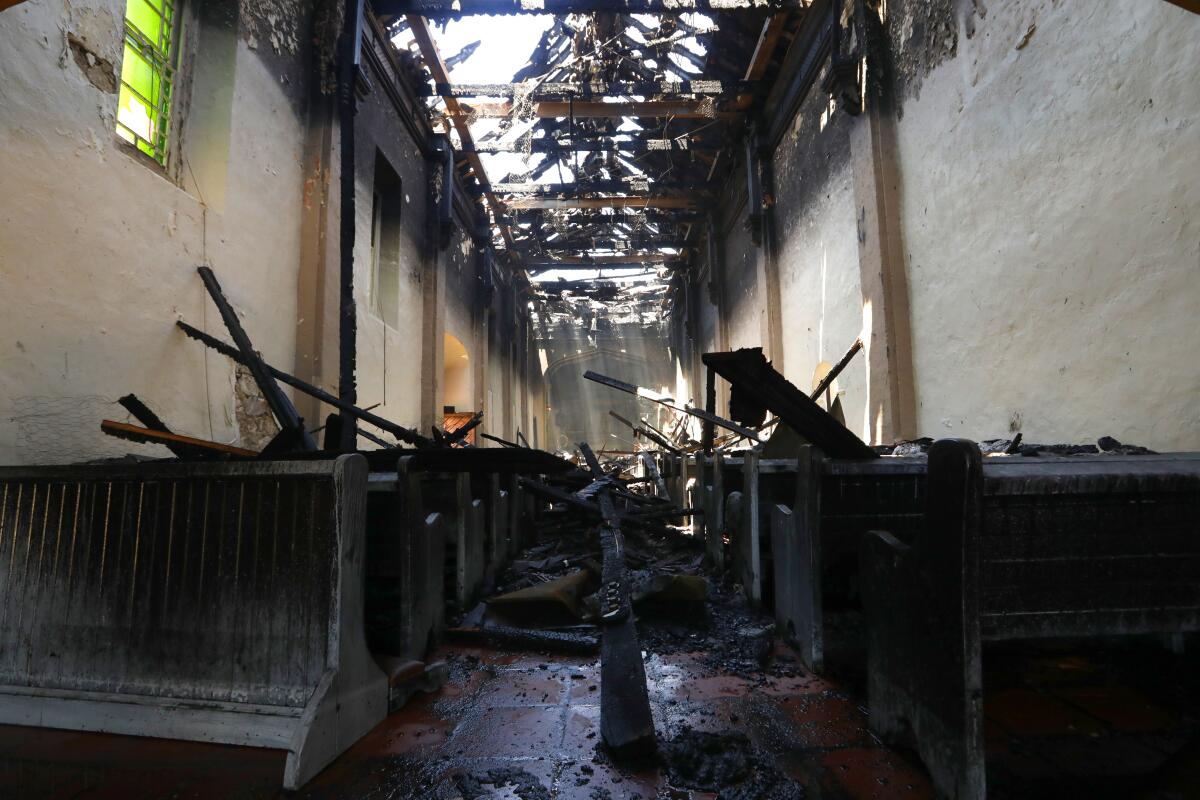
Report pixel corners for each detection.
[810,337,863,401]
[508,196,700,210]
[378,0,796,15]
[702,347,877,458]
[197,266,318,452]
[639,417,683,453]
[491,180,700,195]
[527,252,686,266]
[480,432,521,448]
[445,410,484,444]
[116,394,195,458]
[576,441,657,758]
[454,99,744,119]
[467,138,720,154]
[584,370,762,441]
[512,210,704,225]
[429,80,758,99]
[407,14,518,253]
[526,237,685,252]
[176,320,435,448]
[101,420,259,458]
[447,624,599,654]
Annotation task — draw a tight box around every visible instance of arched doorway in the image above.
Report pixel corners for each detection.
[443,332,476,444]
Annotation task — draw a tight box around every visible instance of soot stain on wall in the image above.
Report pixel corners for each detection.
[883,0,964,105]
[772,60,855,242]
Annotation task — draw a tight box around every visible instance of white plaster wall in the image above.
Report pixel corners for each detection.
[0,1,308,463]
[893,0,1200,450]
[486,329,507,441]
[775,154,868,441]
[353,166,425,433]
[722,209,768,351]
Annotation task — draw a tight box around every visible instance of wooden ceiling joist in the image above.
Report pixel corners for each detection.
[511,210,704,224]
[454,100,746,120]
[506,196,701,210]
[428,80,758,99]
[491,180,702,196]
[529,252,686,266]
[407,14,517,253]
[525,237,685,251]
[378,0,797,14]
[465,137,720,154]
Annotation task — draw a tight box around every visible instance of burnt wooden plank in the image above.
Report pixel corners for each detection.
[598,521,655,757]
[196,267,317,452]
[584,370,761,441]
[101,421,259,458]
[703,348,876,458]
[860,438,985,799]
[578,441,656,757]
[177,321,434,448]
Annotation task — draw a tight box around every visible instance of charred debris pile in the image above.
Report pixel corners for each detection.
[96,266,485,464]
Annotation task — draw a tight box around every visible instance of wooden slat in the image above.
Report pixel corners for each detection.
[100,420,260,458]
[507,196,700,210]
[431,81,756,98]
[702,347,877,459]
[379,0,797,14]
[453,100,745,119]
[744,13,789,81]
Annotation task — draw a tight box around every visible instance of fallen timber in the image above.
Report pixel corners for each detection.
[114,393,199,458]
[197,266,318,452]
[100,419,260,458]
[578,442,656,757]
[377,0,801,15]
[446,624,599,655]
[701,347,875,458]
[584,370,762,442]
[177,320,435,448]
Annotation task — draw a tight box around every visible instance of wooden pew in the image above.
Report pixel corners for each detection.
[0,456,386,790]
[860,439,1200,799]
[771,446,924,670]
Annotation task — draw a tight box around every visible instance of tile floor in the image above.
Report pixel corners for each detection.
[0,637,1195,799]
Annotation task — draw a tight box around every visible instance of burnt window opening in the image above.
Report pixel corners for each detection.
[370,152,404,328]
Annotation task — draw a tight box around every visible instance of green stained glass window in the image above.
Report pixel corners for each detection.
[116,0,177,165]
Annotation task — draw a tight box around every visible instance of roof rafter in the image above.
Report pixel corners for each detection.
[379,0,799,15]
[407,14,518,254]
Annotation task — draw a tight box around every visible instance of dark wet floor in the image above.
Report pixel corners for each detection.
[1,634,1197,799]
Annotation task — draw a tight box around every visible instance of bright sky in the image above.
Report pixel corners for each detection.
[430,15,554,84]
[420,15,557,183]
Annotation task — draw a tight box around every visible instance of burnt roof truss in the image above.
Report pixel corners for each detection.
[390,5,803,315]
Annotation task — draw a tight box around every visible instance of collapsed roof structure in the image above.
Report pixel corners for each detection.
[380,1,806,325]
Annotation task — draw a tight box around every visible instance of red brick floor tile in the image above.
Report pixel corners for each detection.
[660,698,745,738]
[355,709,454,756]
[435,756,560,798]
[985,688,1108,737]
[447,706,567,758]
[1001,653,1102,688]
[820,747,934,799]
[1053,685,1176,733]
[561,704,602,757]
[983,718,1011,757]
[758,672,837,696]
[556,756,666,798]
[1022,734,1168,779]
[568,670,603,702]
[777,694,875,749]
[474,668,569,707]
